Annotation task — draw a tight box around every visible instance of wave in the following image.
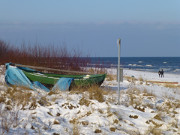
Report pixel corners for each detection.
[87,57,180,74]
[173,69,180,73]
[146,65,153,67]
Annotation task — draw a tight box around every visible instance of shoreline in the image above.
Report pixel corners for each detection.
[105,67,180,75]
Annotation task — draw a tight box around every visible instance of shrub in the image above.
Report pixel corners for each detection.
[0,40,90,73]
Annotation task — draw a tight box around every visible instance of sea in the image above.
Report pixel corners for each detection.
[88,57,180,74]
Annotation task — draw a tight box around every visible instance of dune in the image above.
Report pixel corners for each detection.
[0,65,179,134]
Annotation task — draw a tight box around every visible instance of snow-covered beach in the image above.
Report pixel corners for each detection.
[0,65,179,135]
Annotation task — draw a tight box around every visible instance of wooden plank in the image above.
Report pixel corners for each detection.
[14,63,93,75]
[147,81,178,84]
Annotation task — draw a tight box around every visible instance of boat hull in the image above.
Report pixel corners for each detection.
[22,70,106,88]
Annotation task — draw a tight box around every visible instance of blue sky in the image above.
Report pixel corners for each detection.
[0,0,180,57]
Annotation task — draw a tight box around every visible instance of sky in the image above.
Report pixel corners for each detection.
[0,0,180,57]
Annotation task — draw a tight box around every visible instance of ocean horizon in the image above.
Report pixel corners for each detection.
[88,57,180,74]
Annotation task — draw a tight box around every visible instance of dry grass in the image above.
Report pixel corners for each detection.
[124,76,137,83]
[164,84,180,88]
[0,86,35,110]
[125,87,158,111]
[0,105,20,134]
[87,85,104,102]
[106,74,116,81]
[142,88,155,97]
[110,127,116,132]
[53,119,60,125]
[69,118,80,135]
[81,121,89,126]
[134,105,145,112]
[126,87,141,95]
[0,86,45,134]
[129,115,138,119]
[138,76,144,84]
[138,76,144,82]
[73,121,79,135]
[154,112,163,121]
[53,133,60,135]
[71,84,105,102]
[38,96,51,106]
[79,96,91,107]
[146,126,162,135]
[48,90,59,96]
[0,65,5,75]
[94,129,102,133]
[125,86,180,134]
[156,99,180,114]
[70,85,87,94]
[88,67,106,74]
[126,87,141,106]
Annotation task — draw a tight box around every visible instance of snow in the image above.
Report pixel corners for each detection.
[0,65,180,135]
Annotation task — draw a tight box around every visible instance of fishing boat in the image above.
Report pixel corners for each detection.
[5,63,106,91]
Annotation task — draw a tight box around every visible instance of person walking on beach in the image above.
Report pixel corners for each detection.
[158,70,161,77]
[161,69,164,78]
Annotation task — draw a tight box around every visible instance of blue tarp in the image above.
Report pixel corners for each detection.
[5,63,34,90]
[33,81,50,92]
[5,63,73,92]
[52,78,73,91]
